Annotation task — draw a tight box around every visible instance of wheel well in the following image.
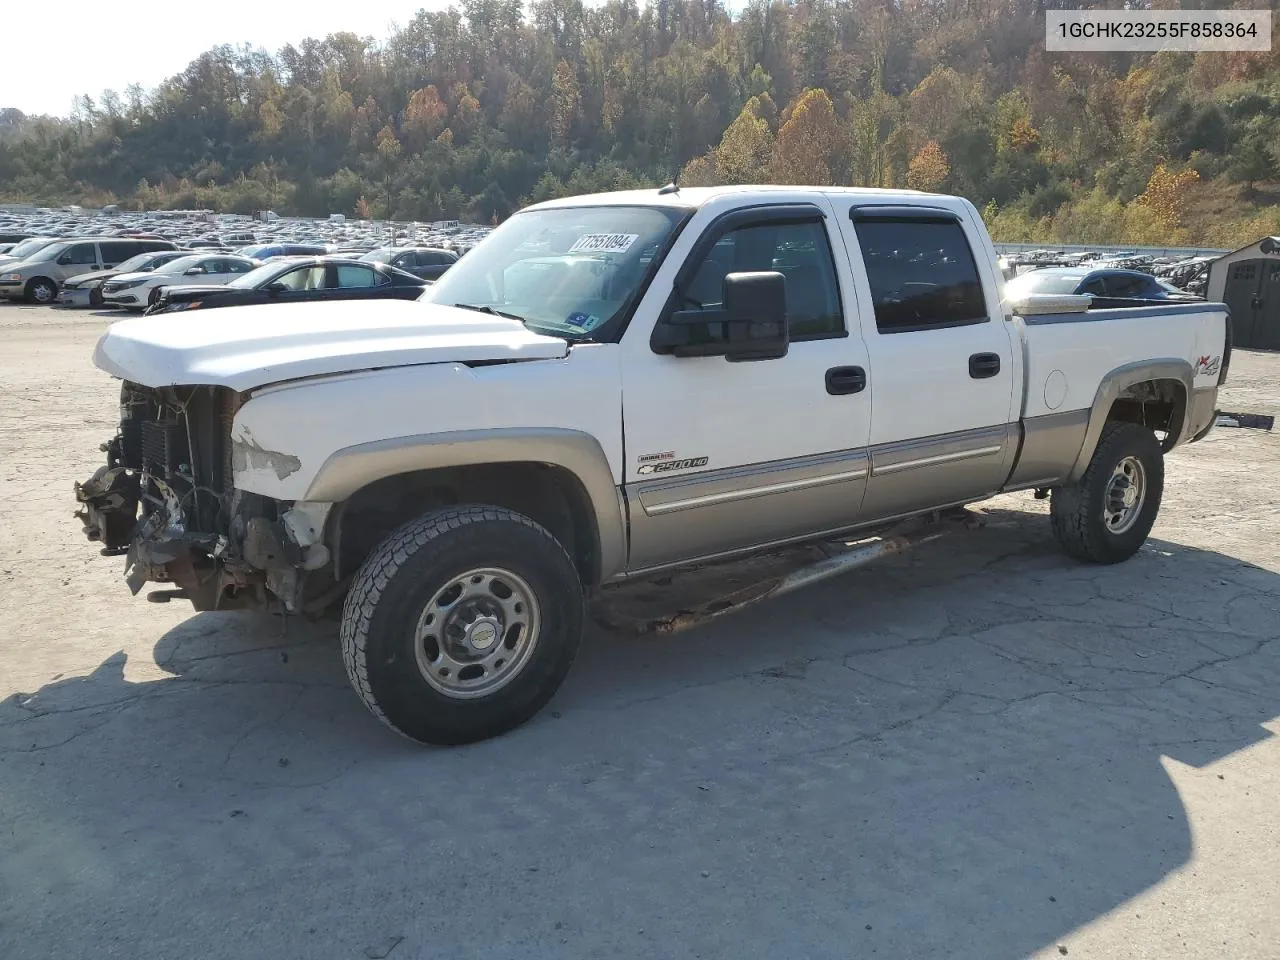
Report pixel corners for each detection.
[330,462,601,586]
[1106,378,1186,452]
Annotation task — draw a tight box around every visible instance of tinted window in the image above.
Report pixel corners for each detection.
[61,243,98,265]
[336,264,383,288]
[1077,277,1107,296]
[681,219,844,339]
[101,240,139,261]
[1104,274,1151,298]
[225,259,253,274]
[854,219,987,332]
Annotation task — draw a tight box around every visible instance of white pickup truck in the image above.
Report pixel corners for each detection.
[75,186,1231,745]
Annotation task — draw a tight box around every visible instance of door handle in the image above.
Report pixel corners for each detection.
[969,352,1001,379]
[825,365,866,395]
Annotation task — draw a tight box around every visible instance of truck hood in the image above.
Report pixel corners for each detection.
[93,298,570,391]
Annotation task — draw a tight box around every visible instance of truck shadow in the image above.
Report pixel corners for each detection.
[3,506,1278,959]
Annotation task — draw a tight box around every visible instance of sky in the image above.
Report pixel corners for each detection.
[3,1,452,118]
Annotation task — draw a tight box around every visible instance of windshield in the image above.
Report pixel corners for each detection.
[5,238,56,260]
[115,252,171,273]
[1005,271,1085,298]
[425,205,687,339]
[236,245,275,258]
[229,262,291,288]
[360,249,396,264]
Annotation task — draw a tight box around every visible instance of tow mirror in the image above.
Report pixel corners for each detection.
[652,270,789,362]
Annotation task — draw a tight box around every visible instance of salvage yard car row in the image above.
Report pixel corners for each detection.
[0,207,486,308]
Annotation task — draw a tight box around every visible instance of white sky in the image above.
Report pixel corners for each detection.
[4,1,451,117]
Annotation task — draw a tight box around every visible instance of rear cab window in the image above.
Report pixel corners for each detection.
[846,210,989,334]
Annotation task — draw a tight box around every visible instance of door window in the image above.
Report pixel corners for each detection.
[61,243,98,265]
[854,219,987,332]
[1077,277,1106,296]
[680,219,844,340]
[1103,274,1148,298]
[276,266,327,291]
[336,264,384,288]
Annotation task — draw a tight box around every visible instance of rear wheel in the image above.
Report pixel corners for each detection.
[340,505,584,745]
[1050,421,1164,564]
[25,278,57,304]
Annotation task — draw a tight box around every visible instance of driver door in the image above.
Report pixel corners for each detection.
[620,200,873,573]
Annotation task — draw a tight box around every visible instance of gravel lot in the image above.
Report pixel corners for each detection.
[2,302,1278,960]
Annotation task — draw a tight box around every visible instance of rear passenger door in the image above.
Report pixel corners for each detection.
[836,204,1018,521]
[331,263,389,300]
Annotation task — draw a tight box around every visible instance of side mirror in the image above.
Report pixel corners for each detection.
[57,255,73,265]
[185,267,204,275]
[652,270,789,362]
[266,281,287,294]
[721,271,788,362]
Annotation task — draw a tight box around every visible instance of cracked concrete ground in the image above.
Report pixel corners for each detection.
[1,302,1279,960]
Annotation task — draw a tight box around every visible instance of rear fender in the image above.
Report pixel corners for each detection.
[1067,359,1194,482]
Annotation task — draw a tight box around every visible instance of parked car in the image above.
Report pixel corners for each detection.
[0,237,178,303]
[236,242,330,260]
[76,185,1230,746]
[1005,267,1200,303]
[0,236,59,270]
[148,257,427,314]
[359,246,457,281]
[100,254,258,311]
[59,250,190,308]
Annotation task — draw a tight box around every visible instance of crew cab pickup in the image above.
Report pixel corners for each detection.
[75,186,1231,745]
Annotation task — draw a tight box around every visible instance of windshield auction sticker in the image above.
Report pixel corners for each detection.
[1046,10,1270,52]
[568,233,639,254]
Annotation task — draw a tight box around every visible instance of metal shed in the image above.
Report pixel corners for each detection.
[1207,236,1280,349]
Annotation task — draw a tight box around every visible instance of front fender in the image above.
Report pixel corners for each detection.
[302,428,627,581]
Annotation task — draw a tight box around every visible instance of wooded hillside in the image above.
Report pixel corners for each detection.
[2,0,1277,246]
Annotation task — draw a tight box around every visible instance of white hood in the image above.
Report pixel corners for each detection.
[93,298,569,391]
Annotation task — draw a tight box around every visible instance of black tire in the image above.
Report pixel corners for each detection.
[340,505,584,745]
[147,287,163,308]
[25,277,57,304]
[1050,421,1164,564]
[89,285,104,307]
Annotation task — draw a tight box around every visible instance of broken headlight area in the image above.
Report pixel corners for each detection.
[75,382,330,614]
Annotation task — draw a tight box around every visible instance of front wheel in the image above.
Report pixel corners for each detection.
[340,505,584,745]
[1050,421,1164,564]
[25,278,57,304]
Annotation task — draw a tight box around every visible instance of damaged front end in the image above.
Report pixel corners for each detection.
[74,382,330,614]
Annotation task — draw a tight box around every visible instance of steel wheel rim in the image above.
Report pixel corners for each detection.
[413,567,541,700]
[32,282,54,303]
[1103,455,1146,534]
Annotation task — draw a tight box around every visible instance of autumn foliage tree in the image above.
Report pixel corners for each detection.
[770,89,840,185]
[907,140,950,192]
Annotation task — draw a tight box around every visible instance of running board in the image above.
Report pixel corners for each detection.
[593,508,983,635]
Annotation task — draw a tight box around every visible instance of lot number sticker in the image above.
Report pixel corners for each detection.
[568,233,639,254]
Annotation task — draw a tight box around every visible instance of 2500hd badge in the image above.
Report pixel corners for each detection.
[637,456,710,475]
